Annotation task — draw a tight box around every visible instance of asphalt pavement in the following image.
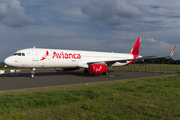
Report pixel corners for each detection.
[0,70,171,92]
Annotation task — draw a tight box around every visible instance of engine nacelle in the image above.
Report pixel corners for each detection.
[62,68,79,71]
[88,64,108,74]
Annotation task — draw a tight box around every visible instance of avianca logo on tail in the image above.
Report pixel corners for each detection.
[40,51,81,61]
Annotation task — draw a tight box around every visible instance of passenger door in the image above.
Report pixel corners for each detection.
[32,50,39,61]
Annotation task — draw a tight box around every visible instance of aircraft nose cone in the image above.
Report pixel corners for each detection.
[4,57,12,66]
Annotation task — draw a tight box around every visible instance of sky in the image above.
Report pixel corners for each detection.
[0,0,180,62]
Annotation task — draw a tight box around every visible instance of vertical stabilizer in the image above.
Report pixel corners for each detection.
[128,37,141,58]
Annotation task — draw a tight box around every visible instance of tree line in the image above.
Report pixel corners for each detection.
[136,58,180,64]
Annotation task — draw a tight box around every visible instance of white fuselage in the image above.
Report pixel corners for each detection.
[4,48,134,68]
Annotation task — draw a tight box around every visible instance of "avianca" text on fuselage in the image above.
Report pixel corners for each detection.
[40,51,81,61]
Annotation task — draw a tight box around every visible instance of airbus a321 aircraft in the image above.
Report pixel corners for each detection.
[4,38,176,78]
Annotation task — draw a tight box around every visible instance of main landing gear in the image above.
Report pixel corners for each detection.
[30,68,36,78]
[103,65,111,76]
[84,68,89,74]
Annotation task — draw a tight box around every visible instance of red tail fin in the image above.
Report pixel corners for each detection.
[128,38,141,58]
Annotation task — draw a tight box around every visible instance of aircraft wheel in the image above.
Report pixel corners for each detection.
[30,68,36,78]
[31,74,35,78]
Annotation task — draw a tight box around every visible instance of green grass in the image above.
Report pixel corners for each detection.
[0,74,180,119]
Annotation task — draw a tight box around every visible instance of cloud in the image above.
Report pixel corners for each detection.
[81,0,143,31]
[0,0,42,28]
[143,38,157,43]
[0,3,7,19]
[0,0,179,61]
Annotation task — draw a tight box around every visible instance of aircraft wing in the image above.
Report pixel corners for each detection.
[87,56,157,65]
[137,44,176,60]
[87,45,176,65]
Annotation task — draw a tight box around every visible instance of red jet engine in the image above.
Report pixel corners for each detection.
[88,64,108,74]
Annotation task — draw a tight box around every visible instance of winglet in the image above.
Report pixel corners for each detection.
[170,45,176,56]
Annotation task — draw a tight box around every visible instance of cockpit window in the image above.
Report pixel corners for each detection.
[13,53,25,56]
[13,53,18,56]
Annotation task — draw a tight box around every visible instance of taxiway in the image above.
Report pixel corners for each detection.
[0,70,170,92]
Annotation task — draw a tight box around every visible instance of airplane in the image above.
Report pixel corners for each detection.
[4,38,176,78]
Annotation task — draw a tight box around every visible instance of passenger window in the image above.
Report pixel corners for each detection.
[22,53,25,56]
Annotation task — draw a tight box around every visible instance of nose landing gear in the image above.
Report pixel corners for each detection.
[30,68,36,78]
